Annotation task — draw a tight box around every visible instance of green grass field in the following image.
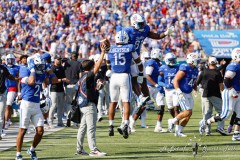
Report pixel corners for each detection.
[1,96,240,160]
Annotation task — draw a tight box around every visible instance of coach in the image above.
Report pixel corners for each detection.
[196,56,226,136]
[49,55,69,128]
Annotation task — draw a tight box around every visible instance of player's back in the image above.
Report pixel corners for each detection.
[108,44,135,73]
[179,64,198,94]
[226,62,240,92]
[124,25,150,55]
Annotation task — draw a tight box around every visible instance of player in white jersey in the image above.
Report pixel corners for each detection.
[107,30,143,139]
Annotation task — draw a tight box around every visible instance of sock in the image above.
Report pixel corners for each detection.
[175,125,179,131]
[16,152,21,156]
[124,120,129,125]
[141,109,146,126]
[109,120,114,126]
[30,146,35,151]
[172,117,178,124]
[234,130,239,135]
[157,121,162,127]
[178,125,184,133]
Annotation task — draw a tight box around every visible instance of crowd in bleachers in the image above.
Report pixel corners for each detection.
[0,0,239,59]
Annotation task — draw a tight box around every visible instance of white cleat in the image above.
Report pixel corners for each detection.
[175,132,187,137]
[168,119,174,132]
[154,126,168,133]
[232,134,240,141]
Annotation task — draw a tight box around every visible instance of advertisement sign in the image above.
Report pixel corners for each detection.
[194,30,240,58]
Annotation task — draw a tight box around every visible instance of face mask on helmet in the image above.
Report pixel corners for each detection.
[165,53,176,66]
[34,57,46,74]
[151,49,163,61]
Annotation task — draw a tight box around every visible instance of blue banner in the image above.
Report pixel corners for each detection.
[193,30,240,58]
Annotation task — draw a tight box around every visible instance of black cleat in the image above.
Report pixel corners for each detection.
[117,127,123,135]
[123,124,129,139]
[109,125,114,136]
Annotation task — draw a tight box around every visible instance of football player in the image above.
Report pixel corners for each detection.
[203,48,240,141]
[4,54,20,130]
[16,55,57,160]
[158,53,180,132]
[124,13,174,126]
[107,30,144,139]
[144,48,166,132]
[168,53,199,137]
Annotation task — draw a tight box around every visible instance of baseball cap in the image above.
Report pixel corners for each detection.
[41,53,51,60]
[54,54,62,60]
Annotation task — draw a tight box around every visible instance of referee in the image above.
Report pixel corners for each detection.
[196,56,227,136]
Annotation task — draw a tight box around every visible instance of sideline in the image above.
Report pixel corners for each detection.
[0,121,66,151]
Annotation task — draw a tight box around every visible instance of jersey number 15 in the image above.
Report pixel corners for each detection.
[114,53,126,65]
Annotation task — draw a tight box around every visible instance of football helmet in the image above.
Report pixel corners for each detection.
[40,97,51,113]
[34,55,46,73]
[143,51,151,59]
[5,53,15,67]
[164,52,176,66]
[231,48,240,63]
[186,52,200,67]
[130,14,146,32]
[151,48,163,61]
[115,30,129,44]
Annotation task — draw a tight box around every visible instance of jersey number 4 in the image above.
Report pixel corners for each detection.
[114,53,126,65]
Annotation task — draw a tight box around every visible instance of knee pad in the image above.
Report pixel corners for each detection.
[234,117,240,126]
[157,105,165,115]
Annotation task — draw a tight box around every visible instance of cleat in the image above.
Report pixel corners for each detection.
[168,119,174,132]
[232,133,240,141]
[1,129,6,137]
[27,149,38,160]
[109,125,114,136]
[216,128,228,136]
[15,155,23,160]
[117,127,123,135]
[122,124,129,139]
[89,148,106,157]
[75,150,88,155]
[140,125,149,128]
[97,117,103,122]
[175,132,187,137]
[205,132,211,136]
[129,121,136,133]
[227,125,233,133]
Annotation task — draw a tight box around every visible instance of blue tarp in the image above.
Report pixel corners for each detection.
[194,30,240,58]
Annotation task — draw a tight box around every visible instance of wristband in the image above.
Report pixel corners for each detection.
[49,73,56,79]
[136,61,142,66]
[17,92,21,96]
[154,84,159,87]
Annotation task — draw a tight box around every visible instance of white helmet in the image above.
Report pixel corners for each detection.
[231,48,240,62]
[164,52,176,66]
[186,52,200,66]
[40,97,51,113]
[143,51,151,59]
[5,53,15,67]
[151,48,163,61]
[115,30,129,44]
[28,55,45,73]
[130,14,146,32]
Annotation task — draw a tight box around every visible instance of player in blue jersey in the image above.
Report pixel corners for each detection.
[15,55,57,160]
[107,30,143,139]
[168,53,199,137]
[203,48,240,141]
[144,48,166,132]
[158,53,180,132]
[4,54,20,130]
[124,13,175,125]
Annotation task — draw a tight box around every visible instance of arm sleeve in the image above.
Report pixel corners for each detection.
[145,66,154,75]
[225,70,236,79]
[196,71,203,86]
